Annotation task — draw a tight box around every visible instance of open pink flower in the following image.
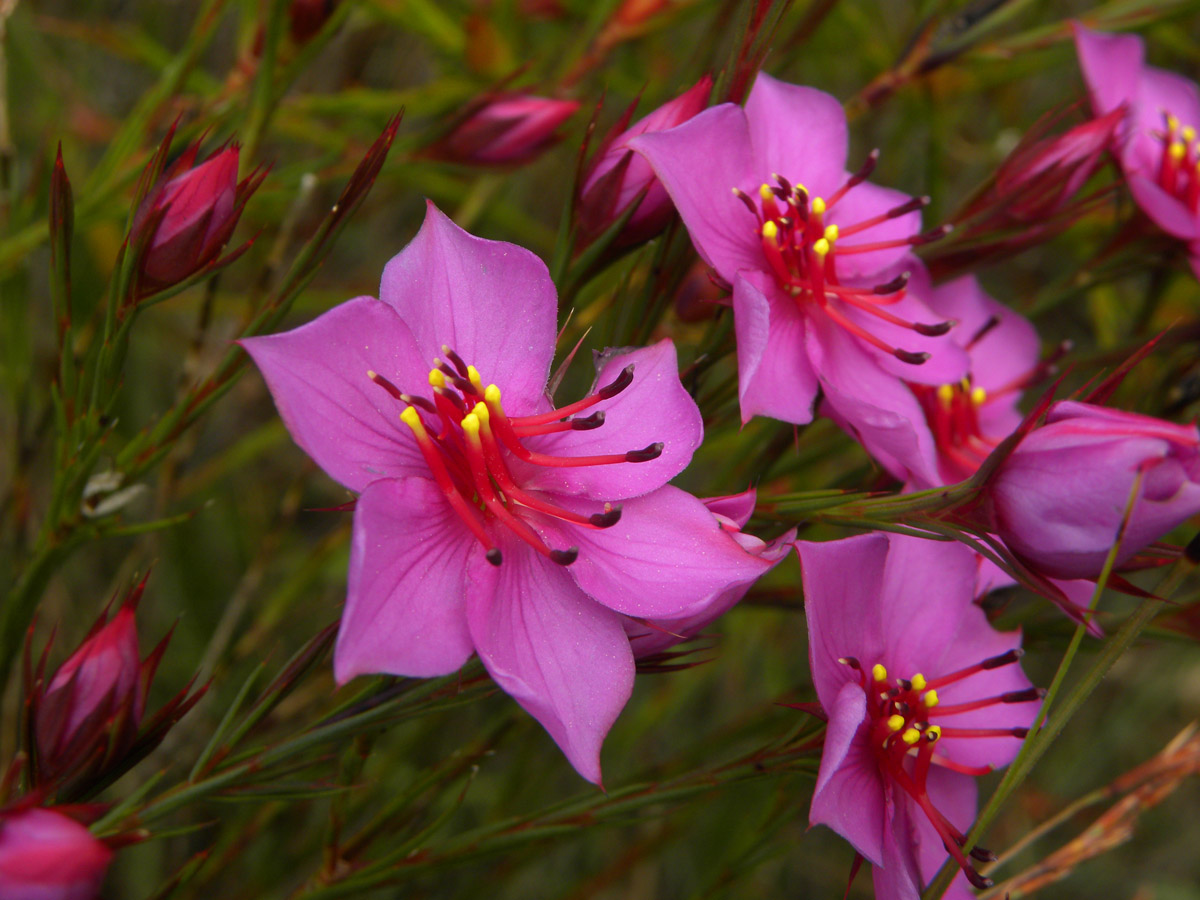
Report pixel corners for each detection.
[243,203,771,783]
[797,532,1041,900]
[1073,22,1200,275]
[0,807,112,900]
[823,273,1041,489]
[631,73,967,425]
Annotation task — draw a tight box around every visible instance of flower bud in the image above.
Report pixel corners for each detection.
[983,401,1200,579]
[131,140,260,295]
[431,93,580,166]
[0,807,112,900]
[578,76,711,246]
[34,604,142,783]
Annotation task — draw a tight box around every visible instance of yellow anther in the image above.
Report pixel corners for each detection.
[759,183,775,201]
[923,689,939,708]
[461,412,481,439]
[429,368,446,388]
[812,196,827,216]
[910,673,927,691]
[1167,114,1180,133]
[901,728,921,745]
[970,386,987,406]
[485,384,502,405]
[824,224,839,242]
[472,401,490,423]
[467,365,483,391]
[812,237,830,257]
[399,406,423,432]
[872,664,888,683]
[936,383,954,405]
[795,182,808,196]
[367,369,378,380]
[926,725,942,742]
[1169,141,1187,162]
[1184,125,1197,143]
[887,714,906,732]
[761,220,779,241]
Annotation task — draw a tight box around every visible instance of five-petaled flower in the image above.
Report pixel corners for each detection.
[1073,22,1200,277]
[243,202,774,783]
[797,532,1042,900]
[631,73,968,425]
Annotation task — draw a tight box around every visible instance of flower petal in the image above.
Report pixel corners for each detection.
[1128,173,1200,240]
[873,781,923,900]
[810,681,886,866]
[1072,22,1142,119]
[465,540,634,785]
[744,73,848,200]
[518,340,702,500]
[379,202,557,413]
[630,104,763,281]
[334,477,477,683]
[796,532,889,709]
[732,270,820,425]
[538,486,775,620]
[830,181,922,280]
[241,296,429,493]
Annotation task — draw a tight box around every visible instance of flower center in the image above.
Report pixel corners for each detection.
[368,347,662,567]
[840,650,1044,890]
[732,153,953,364]
[911,379,996,480]
[1155,113,1200,213]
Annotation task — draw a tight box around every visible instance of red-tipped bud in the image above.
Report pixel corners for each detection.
[578,76,712,246]
[131,140,259,295]
[431,94,581,166]
[0,807,113,899]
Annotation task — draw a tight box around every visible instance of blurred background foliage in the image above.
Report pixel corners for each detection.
[4,0,1200,897]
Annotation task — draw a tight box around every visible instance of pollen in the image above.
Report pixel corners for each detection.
[923,689,939,708]
[1184,125,1197,143]
[759,183,775,201]
[811,196,827,216]
[400,406,423,431]
[936,383,954,405]
[762,220,779,241]
[887,714,906,732]
[823,224,839,242]
[872,663,888,683]
[461,411,481,438]
[901,728,921,745]
[1169,141,1187,162]
[429,368,446,388]
[1167,114,1181,133]
[910,673,927,691]
[926,725,942,742]
[812,237,830,257]
[472,400,490,423]
[485,383,502,405]
[467,365,483,391]
[970,386,987,405]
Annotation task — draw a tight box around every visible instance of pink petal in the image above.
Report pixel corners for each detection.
[810,681,886,866]
[465,540,634,785]
[379,202,557,414]
[873,780,923,900]
[334,477,477,682]
[829,181,922,280]
[518,340,702,500]
[1071,23,1142,120]
[629,104,763,281]
[241,296,428,493]
[702,488,758,528]
[539,486,776,619]
[1128,173,1200,239]
[744,73,848,200]
[912,767,979,900]
[732,270,820,425]
[796,532,889,709]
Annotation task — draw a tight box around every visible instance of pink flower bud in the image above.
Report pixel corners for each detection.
[984,401,1200,579]
[432,94,580,166]
[36,605,142,775]
[0,807,113,900]
[132,142,252,293]
[578,76,711,246]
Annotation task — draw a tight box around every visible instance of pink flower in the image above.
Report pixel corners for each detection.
[1073,22,1200,275]
[622,490,794,657]
[578,76,712,246]
[132,141,259,294]
[631,73,967,425]
[432,94,580,166]
[977,400,1200,580]
[242,203,773,783]
[797,533,1041,900]
[823,272,1041,489]
[0,807,112,900]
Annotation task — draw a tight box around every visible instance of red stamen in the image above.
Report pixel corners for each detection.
[510,365,633,427]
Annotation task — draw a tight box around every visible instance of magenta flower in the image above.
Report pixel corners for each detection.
[578,76,712,246]
[243,203,772,782]
[0,807,112,900]
[797,532,1041,899]
[631,73,967,425]
[976,400,1200,580]
[1073,23,1200,275]
[132,141,260,295]
[622,489,794,657]
[823,272,1041,489]
[432,94,580,166]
